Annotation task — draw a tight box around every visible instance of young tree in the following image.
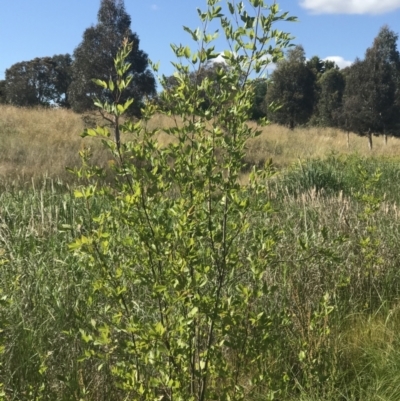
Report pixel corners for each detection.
[266,45,315,128]
[70,2,297,399]
[68,0,156,116]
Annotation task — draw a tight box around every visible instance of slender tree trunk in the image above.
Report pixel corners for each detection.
[367,131,373,151]
[384,133,388,145]
[114,115,120,151]
[346,130,350,149]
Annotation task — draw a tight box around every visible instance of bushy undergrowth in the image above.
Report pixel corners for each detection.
[2,155,400,400]
[276,154,400,203]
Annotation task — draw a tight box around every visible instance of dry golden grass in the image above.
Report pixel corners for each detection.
[2,105,400,182]
[0,105,108,182]
[246,122,400,168]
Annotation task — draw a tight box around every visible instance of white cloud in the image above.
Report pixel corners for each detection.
[323,56,353,69]
[212,53,277,74]
[300,0,400,14]
[264,62,277,74]
[213,54,227,64]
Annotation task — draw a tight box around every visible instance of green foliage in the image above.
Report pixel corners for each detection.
[4,55,72,107]
[5,4,400,401]
[342,26,400,147]
[70,2,297,399]
[0,181,109,400]
[68,0,156,116]
[306,56,337,80]
[159,61,239,113]
[249,78,268,120]
[3,161,400,400]
[0,80,6,104]
[275,154,400,203]
[266,45,316,129]
[315,68,345,127]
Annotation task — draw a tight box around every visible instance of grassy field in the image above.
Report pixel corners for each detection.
[2,105,400,400]
[1,105,400,182]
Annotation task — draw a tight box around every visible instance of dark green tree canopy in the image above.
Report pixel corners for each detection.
[371,25,400,68]
[287,45,307,63]
[266,45,315,128]
[342,26,400,141]
[0,80,6,104]
[306,56,338,79]
[4,55,72,107]
[316,68,345,127]
[51,54,73,107]
[68,0,156,116]
[249,78,268,120]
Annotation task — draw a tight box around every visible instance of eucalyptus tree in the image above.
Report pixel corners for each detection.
[316,68,345,129]
[306,56,341,125]
[68,0,156,116]
[0,80,6,104]
[342,26,400,149]
[266,45,315,128]
[372,25,400,142]
[4,55,72,107]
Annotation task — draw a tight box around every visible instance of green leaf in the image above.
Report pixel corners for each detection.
[184,46,191,59]
[155,322,166,335]
[92,79,107,88]
[183,26,199,41]
[188,307,198,318]
[80,329,93,343]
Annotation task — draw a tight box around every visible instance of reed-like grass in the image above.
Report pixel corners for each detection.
[2,160,400,400]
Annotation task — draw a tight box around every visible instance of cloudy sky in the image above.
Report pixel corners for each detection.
[0,0,399,82]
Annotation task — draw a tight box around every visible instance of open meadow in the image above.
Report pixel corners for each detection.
[3,105,400,400]
[2,105,400,182]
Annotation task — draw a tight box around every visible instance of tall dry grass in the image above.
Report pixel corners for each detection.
[245,123,400,168]
[0,106,108,182]
[2,105,400,182]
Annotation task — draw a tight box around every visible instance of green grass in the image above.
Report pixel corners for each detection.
[2,156,400,400]
[271,153,400,202]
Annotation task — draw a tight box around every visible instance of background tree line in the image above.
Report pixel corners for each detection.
[0,0,399,148]
[0,0,156,116]
[153,24,400,149]
[263,25,400,149]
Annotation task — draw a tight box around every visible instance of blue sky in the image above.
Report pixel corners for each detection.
[1,0,400,82]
